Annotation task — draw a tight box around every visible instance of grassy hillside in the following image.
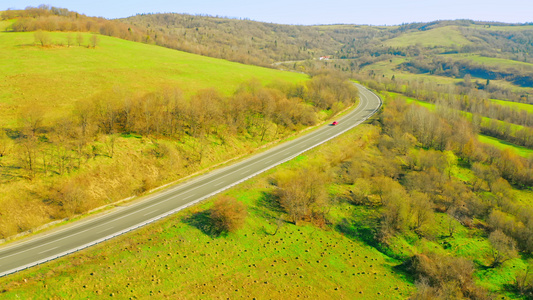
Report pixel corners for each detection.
[5,8,532,105]
[359,57,533,101]
[443,54,533,69]
[489,99,533,114]
[385,26,472,47]
[0,31,307,127]
[478,134,533,157]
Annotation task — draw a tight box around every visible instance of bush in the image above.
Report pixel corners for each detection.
[408,253,489,299]
[210,195,247,235]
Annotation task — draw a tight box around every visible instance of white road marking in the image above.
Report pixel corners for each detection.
[38,247,58,255]
[182,194,196,200]
[106,206,152,223]
[0,227,95,260]
[97,227,115,234]
[143,210,159,216]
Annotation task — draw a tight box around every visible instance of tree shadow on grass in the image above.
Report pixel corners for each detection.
[256,191,283,213]
[251,191,285,221]
[335,217,416,284]
[182,210,219,238]
[335,217,378,249]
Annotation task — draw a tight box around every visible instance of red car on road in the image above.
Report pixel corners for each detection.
[331,121,338,126]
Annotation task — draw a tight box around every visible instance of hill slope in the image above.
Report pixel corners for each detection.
[119,14,533,101]
[0,30,306,127]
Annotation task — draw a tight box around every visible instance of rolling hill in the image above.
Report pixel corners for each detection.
[0,30,307,127]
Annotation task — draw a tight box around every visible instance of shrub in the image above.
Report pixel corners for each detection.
[408,253,489,299]
[210,195,247,235]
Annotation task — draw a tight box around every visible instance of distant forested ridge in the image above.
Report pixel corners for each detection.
[5,7,533,92]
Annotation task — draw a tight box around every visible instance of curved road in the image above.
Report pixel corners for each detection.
[0,83,381,277]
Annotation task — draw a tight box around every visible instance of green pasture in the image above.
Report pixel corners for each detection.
[384,92,435,110]
[385,26,472,48]
[478,134,533,158]
[0,31,307,127]
[0,19,15,31]
[441,53,533,70]
[489,99,533,114]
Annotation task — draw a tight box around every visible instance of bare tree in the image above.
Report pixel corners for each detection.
[66,33,74,47]
[0,130,12,161]
[275,167,329,224]
[271,215,285,236]
[34,30,51,46]
[104,134,117,158]
[410,191,434,236]
[76,32,84,46]
[489,229,518,267]
[446,208,458,238]
[515,260,533,297]
[89,34,100,48]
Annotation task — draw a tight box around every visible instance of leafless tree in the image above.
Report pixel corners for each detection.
[489,229,518,267]
[34,29,51,46]
[89,33,99,48]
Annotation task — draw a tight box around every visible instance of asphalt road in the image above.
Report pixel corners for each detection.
[0,83,381,277]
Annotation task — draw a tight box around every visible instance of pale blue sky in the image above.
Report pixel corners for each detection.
[3,0,532,25]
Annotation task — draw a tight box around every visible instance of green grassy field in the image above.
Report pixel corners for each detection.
[0,126,416,299]
[387,92,435,110]
[0,19,14,31]
[0,31,307,127]
[360,53,533,97]
[385,26,472,48]
[478,134,533,157]
[489,99,533,114]
[440,54,533,73]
